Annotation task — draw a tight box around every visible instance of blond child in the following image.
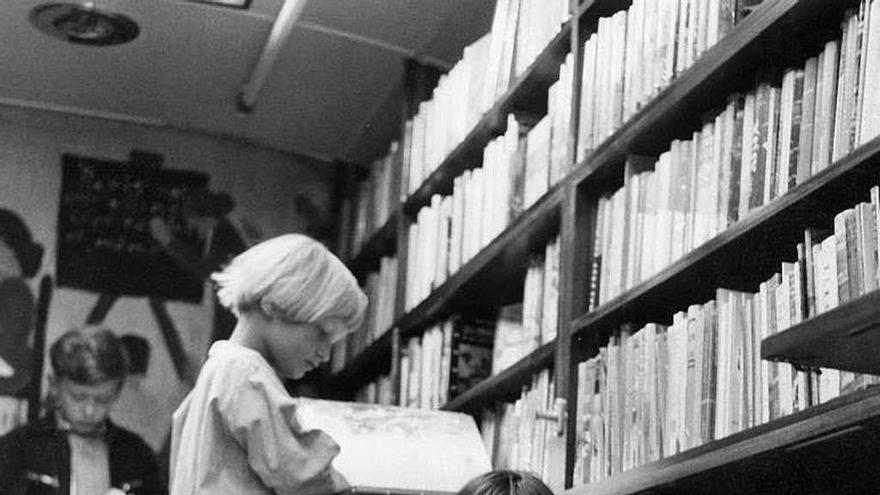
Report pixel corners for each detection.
[169,234,367,494]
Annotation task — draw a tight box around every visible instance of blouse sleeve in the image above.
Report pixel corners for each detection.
[218,369,346,495]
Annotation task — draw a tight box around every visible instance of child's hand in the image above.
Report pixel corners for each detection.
[330,468,350,493]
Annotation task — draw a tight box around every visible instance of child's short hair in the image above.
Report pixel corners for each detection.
[457,471,554,495]
[212,234,367,340]
[50,326,129,385]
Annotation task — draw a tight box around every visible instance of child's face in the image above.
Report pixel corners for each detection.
[264,319,334,379]
[53,377,122,435]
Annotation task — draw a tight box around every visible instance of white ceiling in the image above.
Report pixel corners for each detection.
[0,0,495,164]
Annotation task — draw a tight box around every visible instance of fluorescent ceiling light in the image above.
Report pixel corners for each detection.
[238,0,308,113]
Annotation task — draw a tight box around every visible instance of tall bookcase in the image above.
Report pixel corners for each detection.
[330,0,880,493]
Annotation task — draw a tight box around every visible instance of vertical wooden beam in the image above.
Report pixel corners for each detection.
[335,161,360,263]
[27,275,53,423]
[86,293,118,325]
[546,2,590,489]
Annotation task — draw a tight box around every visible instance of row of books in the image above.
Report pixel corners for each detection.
[536,53,574,206]
[349,142,400,258]
[492,238,560,374]
[399,316,495,409]
[576,0,739,160]
[330,255,398,374]
[354,373,395,406]
[509,0,570,80]
[404,0,568,196]
[404,102,571,311]
[572,185,880,485]
[588,9,880,307]
[404,117,520,310]
[480,369,555,478]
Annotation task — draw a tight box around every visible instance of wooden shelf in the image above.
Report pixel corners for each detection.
[442,341,555,413]
[572,0,857,191]
[762,291,880,375]
[323,330,393,395]
[398,181,566,340]
[565,387,880,495]
[402,23,572,218]
[348,211,399,282]
[571,134,880,340]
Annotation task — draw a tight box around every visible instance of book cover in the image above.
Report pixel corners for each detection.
[700,300,718,444]
[857,202,878,294]
[858,0,880,144]
[728,95,745,224]
[491,303,533,375]
[813,40,839,173]
[787,68,805,192]
[749,80,769,211]
[448,317,495,400]
[797,56,818,183]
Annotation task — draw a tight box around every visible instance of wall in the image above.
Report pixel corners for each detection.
[0,106,336,451]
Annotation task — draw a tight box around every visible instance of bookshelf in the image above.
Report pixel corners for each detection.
[570,133,880,341]
[560,0,880,491]
[331,0,880,491]
[398,182,565,340]
[331,1,575,408]
[402,20,572,217]
[348,211,399,282]
[325,329,395,396]
[441,341,556,413]
[569,386,880,495]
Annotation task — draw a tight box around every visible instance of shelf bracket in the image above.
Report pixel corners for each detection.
[535,397,567,437]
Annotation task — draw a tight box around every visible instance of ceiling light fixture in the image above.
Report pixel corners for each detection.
[30,2,139,46]
[237,0,309,114]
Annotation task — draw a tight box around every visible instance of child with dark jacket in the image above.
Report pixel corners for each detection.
[0,326,162,495]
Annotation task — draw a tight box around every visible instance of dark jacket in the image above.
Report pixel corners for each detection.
[0,417,164,495]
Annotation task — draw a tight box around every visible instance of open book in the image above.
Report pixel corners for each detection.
[293,398,492,495]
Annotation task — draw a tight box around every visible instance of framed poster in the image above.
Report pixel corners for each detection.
[56,152,209,302]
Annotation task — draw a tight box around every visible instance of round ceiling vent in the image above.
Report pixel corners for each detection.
[30,3,139,46]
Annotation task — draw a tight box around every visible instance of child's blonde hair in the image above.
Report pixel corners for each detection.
[212,234,367,340]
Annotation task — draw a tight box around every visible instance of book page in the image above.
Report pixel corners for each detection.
[293,398,492,493]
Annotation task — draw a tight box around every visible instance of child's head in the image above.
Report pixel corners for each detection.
[49,326,129,435]
[457,471,554,495]
[212,233,367,378]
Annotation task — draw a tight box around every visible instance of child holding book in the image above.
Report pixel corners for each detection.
[0,326,162,495]
[169,233,368,495]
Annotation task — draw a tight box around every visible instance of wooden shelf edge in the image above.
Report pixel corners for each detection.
[565,386,880,495]
[326,329,394,391]
[398,182,567,339]
[762,291,880,375]
[403,23,573,217]
[441,340,556,413]
[571,135,880,337]
[349,210,399,280]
